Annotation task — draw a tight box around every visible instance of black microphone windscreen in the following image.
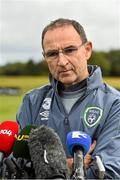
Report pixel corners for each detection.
[13,125,37,159]
[28,125,69,179]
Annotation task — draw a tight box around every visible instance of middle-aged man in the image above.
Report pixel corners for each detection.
[16,18,120,179]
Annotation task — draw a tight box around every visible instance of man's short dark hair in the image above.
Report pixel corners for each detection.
[41,18,88,49]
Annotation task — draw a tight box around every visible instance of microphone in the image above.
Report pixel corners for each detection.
[11,125,37,179]
[28,125,69,179]
[66,131,91,180]
[13,125,37,160]
[0,121,19,165]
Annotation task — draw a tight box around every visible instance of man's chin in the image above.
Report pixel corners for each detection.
[59,78,76,87]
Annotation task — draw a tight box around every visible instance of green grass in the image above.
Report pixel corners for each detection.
[104,77,120,90]
[0,76,49,94]
[0,76,120,122]
[0,76,49,121]
[0,96,22,121]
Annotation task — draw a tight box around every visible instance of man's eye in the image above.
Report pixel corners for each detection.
[46,51,58,57]
[64,47,77,54]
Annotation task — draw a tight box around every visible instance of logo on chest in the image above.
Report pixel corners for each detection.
[40,98,52,120]
[84,106,103,127]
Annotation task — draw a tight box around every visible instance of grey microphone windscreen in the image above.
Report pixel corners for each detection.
[28,125,69,179]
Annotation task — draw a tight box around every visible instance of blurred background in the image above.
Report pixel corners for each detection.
[0,0,120,121]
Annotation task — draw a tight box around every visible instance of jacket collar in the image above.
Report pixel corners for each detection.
[86,65,103,91]
[49,65,103,92]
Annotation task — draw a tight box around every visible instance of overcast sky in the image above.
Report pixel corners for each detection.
[0,0,120,65]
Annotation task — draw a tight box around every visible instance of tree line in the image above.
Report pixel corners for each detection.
[0,49,120,76]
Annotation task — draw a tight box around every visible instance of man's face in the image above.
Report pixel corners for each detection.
[43,25,92,87]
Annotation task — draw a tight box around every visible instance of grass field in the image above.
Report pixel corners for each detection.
[0,76,120,121]
[0,76,49,121]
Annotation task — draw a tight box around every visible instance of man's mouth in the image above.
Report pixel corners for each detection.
[59,69,72,74]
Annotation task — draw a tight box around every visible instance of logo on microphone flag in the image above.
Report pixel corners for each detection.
[84,106,103,127]
[72,131,87,139]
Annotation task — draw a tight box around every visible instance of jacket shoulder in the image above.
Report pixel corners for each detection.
[103,83,120,99]
[27,84,52,94]
[23,84,52,104]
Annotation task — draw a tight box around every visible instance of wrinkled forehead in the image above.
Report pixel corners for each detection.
[43,25,82,50]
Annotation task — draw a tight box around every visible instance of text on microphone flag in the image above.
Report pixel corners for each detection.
[72,131,88,139]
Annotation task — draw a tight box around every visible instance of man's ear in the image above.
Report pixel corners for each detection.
[42,51,45,58]
[85,41,92,61]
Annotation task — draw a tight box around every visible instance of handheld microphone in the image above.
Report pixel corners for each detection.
[13,125,37,160]
[11,125,37,179]
[94,156,105,179]
[0,121,19,165]
[66,131,91,180]
[28,125,69,179]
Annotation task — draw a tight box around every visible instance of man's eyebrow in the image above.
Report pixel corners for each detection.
[64,45,77,49]
[46,48,58,52]
[46,45,77,52]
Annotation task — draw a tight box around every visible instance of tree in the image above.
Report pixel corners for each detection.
[108,50,120,76]
[89,51,111,76]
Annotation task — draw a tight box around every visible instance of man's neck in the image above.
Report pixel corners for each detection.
[58,78,87,92]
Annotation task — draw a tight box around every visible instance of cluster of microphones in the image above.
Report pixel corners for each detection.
[0,120,105,179]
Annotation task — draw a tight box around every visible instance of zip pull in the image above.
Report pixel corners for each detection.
[64,117,69,125]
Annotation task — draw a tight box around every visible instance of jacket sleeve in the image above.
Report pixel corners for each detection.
[86,99,120,179]
[16,94,32,130]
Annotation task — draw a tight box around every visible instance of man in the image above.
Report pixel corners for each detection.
[17,18,120,178]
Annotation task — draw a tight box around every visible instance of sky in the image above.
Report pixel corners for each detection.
[0,0,120,66]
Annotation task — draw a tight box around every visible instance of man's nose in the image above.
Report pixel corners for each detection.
[57,51,69,66]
